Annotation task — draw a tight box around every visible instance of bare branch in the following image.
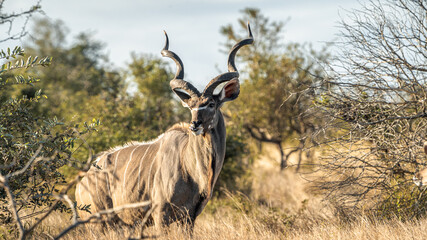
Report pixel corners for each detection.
[0,176,25,239]
[6,145,43,178]
[0,0,43,43]
[312,0,427,217]
[53,201,152,240]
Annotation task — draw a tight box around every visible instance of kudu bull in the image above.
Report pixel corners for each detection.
[413,141,427,187]
[75,24,253,229]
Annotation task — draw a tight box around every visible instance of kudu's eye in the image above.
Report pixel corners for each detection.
[208,102,215,108]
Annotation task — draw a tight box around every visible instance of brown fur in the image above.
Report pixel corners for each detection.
[75,113,226,229]
[76,24,252,231]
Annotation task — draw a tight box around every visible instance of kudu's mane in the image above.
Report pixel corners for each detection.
[94,133,165,163]
[94,123,194,163]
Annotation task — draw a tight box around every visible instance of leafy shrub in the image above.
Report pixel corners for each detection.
[215,127,251,195]
[0,47,97,236]
[377,179,427,220]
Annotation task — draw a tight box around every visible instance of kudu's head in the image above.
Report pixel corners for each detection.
[161,24,253,135]
[413,141,427,187]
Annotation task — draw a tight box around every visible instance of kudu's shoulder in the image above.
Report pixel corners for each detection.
[167,122,190,133]
[163,123,191,146]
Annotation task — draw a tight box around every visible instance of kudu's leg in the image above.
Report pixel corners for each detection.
[153,203,173,233]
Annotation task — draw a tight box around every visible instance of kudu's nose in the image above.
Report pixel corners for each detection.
[189,120,202,132]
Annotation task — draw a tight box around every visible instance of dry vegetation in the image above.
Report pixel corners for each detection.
[2,1,426,239]
[29,209,427,240]
[20,144,427,240]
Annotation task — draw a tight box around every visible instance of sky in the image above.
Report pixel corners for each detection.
[2,0,361,89]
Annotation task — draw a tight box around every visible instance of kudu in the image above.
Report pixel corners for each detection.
[75,24,253,229]
[413,142,427,187]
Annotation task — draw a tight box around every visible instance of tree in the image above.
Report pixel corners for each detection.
[127,53,183,134]
[0,4,159,239]
[0,41,102,240]
[20,18,130,161]
[314,0,427,218]
[221,8,328,170]
[0,1,42,43]
[24,18,124,107]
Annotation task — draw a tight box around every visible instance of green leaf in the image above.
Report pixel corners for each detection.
[26,56,32,68]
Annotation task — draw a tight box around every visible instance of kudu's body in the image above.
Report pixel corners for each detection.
[413,142,427,187]
[76,25,253,228]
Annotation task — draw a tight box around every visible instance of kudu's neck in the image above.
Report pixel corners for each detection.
[184,111,226,194]
[189,111,225,151]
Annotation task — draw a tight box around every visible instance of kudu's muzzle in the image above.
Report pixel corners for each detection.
[189,120,203,135]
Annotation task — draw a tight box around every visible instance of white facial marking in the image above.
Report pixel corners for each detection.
[190,105,208,111]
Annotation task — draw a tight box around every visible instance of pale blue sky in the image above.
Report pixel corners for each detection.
[2,0,360,89]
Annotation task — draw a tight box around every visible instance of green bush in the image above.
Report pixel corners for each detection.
[0,47,97,236]
[377,179,427,220]
[214,127,251,195]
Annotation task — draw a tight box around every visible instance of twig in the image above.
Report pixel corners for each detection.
[7,145,43,178]
[0,176,25,239]
[54,201,151,240]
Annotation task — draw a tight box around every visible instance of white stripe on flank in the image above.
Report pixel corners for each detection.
[137,144,152,191]
[151,147,172,197]
[111,149,122,187]
[104,155,112,197]
[147,141,163,193]
[122,146,140,199]
[95,171,102,205]
[86,177,95,211]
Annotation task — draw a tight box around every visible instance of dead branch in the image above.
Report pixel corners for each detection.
[53,201,152,240]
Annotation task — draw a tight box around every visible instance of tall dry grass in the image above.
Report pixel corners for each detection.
[25,144,427,239]
[27,206,427,240]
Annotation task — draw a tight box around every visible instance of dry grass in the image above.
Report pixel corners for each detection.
[27,207,427,240]
[23,145,427,239]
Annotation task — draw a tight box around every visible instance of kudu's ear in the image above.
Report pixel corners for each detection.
[173,88,192,101]
[213,78,240,103]
[172,88,192,105]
